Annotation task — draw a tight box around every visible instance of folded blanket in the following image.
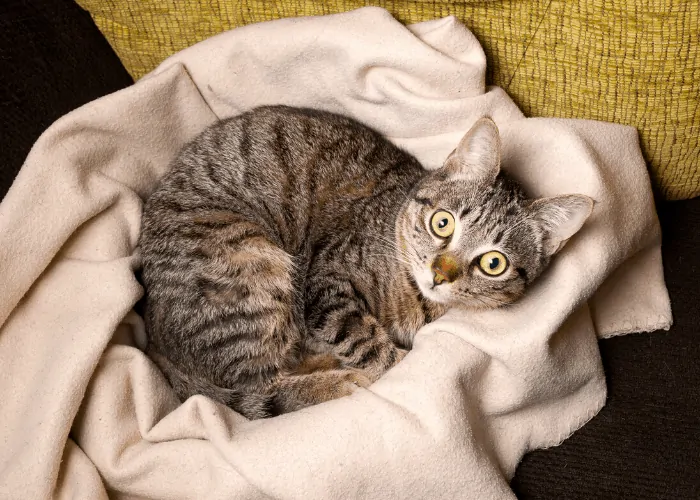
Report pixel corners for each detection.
[0,7,672,499]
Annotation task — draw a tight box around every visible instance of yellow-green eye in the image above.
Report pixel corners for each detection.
[479,251,508,276]
[430,210,455,238]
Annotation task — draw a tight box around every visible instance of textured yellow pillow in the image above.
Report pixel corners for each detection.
[76,0,699,200]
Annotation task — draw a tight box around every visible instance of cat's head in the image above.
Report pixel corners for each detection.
[396,118,594,309]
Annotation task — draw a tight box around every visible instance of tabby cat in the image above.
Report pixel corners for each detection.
[139,106,593,419]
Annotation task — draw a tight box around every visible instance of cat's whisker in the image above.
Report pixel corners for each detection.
[388,183,413,202]
[367,236,415,263]
[503,217,531,239]
[468,294,510,308]
[368,234,413,255]
[367,233,399,246]
[364,251,413,264]
[467,294,493,308]
[380,248,415,266]
[364,253,414,269]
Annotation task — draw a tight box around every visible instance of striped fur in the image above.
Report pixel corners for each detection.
[139,107,592,419]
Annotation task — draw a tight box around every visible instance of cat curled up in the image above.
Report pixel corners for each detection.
[139,106,593,419]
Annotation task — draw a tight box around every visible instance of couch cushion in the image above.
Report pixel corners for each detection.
[74,0,700,200]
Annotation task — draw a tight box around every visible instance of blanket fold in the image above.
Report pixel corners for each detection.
[0,7,671,499]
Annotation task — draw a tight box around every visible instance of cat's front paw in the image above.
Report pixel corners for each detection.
[348,347,409,382]
[337,368,372,393]
[274,368,372,414]
[314,368,372,401]
[394,347,409,364]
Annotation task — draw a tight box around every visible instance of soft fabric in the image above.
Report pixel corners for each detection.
[0,8,671,499]
[75,0,700,201]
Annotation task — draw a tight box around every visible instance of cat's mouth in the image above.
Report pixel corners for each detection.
[413,268,504,310]
[413,268,452,305]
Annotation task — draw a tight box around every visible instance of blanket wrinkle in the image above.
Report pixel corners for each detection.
[0,7,671,499]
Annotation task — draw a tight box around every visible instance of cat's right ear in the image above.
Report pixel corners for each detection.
[442,117,501,183]
[527,194,595,256]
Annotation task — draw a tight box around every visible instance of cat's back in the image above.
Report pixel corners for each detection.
[164,105,397,192]
[141,106,421,249]
[144,107,396,217]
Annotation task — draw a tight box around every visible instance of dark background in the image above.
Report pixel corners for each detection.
[1,1,698,498]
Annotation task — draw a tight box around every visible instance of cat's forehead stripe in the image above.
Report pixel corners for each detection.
[470,208,484,224]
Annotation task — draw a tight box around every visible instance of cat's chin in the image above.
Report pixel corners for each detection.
[420,288,450,305]
[414,275,452,305]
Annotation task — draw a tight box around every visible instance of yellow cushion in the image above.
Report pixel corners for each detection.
[75,0,699,200]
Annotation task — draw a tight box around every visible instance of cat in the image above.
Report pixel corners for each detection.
[139,105,593,419]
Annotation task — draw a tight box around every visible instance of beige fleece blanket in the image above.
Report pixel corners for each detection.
[0,8,672,499]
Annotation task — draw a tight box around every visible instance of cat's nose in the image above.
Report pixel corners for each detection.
[432,254,461,286]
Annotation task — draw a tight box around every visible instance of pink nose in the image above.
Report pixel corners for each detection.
[431,254,461,285]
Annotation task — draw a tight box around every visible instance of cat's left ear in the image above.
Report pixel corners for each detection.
[443,117,501,183]
[527,194,595,256]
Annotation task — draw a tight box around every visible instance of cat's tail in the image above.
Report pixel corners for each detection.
[147,346,274,419]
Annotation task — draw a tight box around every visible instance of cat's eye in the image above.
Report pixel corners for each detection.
[479,251,508,276]
[430,210,455,238]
